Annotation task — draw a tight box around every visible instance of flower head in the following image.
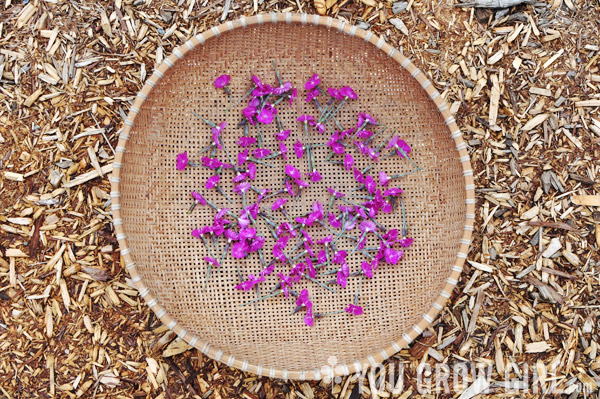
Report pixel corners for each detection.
[204,257,221,267]
[285,165,301,179]
[327,187,345,198]
[305,74,321,90]
[340,86,357,99]
[328,87,343,101]
[365,175,376,194]
[306,89,320,103]
[237,149,248,166]
[176,151,188,170]
[399,237,414,247]
[211,122,227,150]
[272,198,288,211]
[253,148,271,159]
[361,261,373,278]
[214,74,230,88]
[345,304,363,316]
[205,175,220,189]
[289,88,297,107]
[344,154,354,170]
[293,140,304,158]
[247,162,257,180]
[237,136,257,147]
[191,191,206,205]
[297,114,315,123]
[356,129,373,139]
[308,169,322,182]
[328,213,341,229]
[357,112,376,127]
[387,137,411,157]
[232,241,249,258]
[235,274,265,291]
[384,247,403,265]
[257,105,276,124]
[379,171,390,186]
[359,220,377,233]
[384,187,403,197]
[275,129,291,141]
[234,182,251,194]
[272,81,292,96]
[279,142,288,160]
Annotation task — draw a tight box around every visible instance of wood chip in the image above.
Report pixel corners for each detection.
[571,195,600,206]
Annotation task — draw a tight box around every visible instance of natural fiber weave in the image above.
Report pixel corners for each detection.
[111,13,475,380]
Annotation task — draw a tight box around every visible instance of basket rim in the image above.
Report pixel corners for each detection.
[110,12,475,381]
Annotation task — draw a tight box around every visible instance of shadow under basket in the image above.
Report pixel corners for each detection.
[111,13,475,380]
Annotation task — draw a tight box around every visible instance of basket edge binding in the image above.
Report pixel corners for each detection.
[110,12,476,381]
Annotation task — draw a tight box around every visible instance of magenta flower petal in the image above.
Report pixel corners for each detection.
[254,148,271,159]
[246,162,256,180]
[214,74,230,88]
[304,307,314,327]
[191,191,206,205]
[309,170,322,182]
[359,220,377,233]
[239,227,256,239]
[205,175,220,189]
[345,304,363,316]
[328,213,341,229]
[399,237,414,247]
[306,88,320,102]
[204,257,220,267]
[361,261,373,278]
[272,198,288,211]
[237,149,249,166]
[327,187,345,198]
[272,81,292,95]
[275,129,291,141]
[336,270,347,288]
[384,187,403,197]
[344,154,354,170]
[330,141,344,154]
[285,165,301,179]
[232,241,248,258]
[318,250,327,264]
[305,74,321,90]
[285,179,295,197]
[257,107,275,124]
[384,248,403,265]
[297,114,315,123]
[365,175,376,194]
[357,112,376,126]
[237,136,257,147]
[233,172,248,183]
[176,151,188,170]
[279,142,288,160]
[234,182,251,194]
[295,179,309,188]
[293,140,304,158]
[340,86,357,99]
[379,171,390,186]
[289,88,297,107]
[306,258,316,278]
[352,167,365,184]
[328,87,343,101]
[296,289,310,307]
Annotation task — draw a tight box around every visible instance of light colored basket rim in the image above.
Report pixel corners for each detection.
[110,12,476,381]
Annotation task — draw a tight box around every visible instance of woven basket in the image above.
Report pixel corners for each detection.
[111,13,475,380]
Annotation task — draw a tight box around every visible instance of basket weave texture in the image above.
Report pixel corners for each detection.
[111,13,475,380]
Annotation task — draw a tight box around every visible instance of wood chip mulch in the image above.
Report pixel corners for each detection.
[1,0,599,398]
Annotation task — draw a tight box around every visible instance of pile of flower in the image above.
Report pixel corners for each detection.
[176,66,421,326]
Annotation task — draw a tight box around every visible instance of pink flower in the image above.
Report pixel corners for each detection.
[289,88,297,107]
[211,121,227,150]
[356,129,373,139]
[384,188,403,197]
[295,179,309,189]
[399,237,414,247]
[328,213,341,228]
[249,236,265,251]
[345,304,363,316]
[304,306,314,327]
[257,105,276,124]
[379,171,390,186]
[275,129,291,141]
[237,149,249,166]
[279,142,288,160]
[191,191,206,205]
[239,227,256,239]
[214,74,230,88]
[340,86,357,99]
[318,250,327,263]
[359,220,377,233]
[272,198,288,211]
[297,289,310,307]
[311,201,324,220]
[327,187,345,198]
[305,74,321,90]
[237,136,257,147]
[387,137,411,157]
[353,167,365,183]
[285,165,301,179]
[306,88,320,102]
[233,172,247,183]
[344,154,354,170]
[318,235,333,245]
[357,112,376,127]
[336,270,347,288]
[254,148,271,159]
[310,121,326,134]
[205,175,220,189]
[285,179,295,196]
[204,257,220,267]
[272,81,292,95]
[234,182,251,194]
[361,261,373,278]
[384,248,403,265]
[365,175,376,194]
[235,274,265,291]
[297,114,314,123]
[328,87,343,101]
[242,106,257,121]
[293,140,304,158]
[247,162,256,180]
[232,241,249,258]
[328,140,345,154]
[308,170,322,182]
[202,157,224,169]
[176,151,188,170]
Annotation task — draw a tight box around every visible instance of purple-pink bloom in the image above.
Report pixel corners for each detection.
[285,165,301,179]
[333,250,347,265]
[253,148,271,159]
[318,249,327,264]
[308,170,322,182]
[237,136,257,147]
[356,129,373,139]
[387,137,412,157]
[204,257,220,267]
[365,175,376,194]
[242,105,257,121]
[344,154,354,170]
[214,74,230,88]
[237,149,248,166]
[285,179,295,197]
[384,248,403,265]
[305,74,321,90]
[257,106,276,124]
[233,172,248,183]
[343,218,356,230]
[329,140,345,155]
[211,121,227,150]
[306,88,320,102]
[279,142,288,160]
[361,261,373,278]
[176,151,188,170]
[311,201,324,220]
[345,304,363,316]
[328,213,341,229]
[304,306,314,327]
[272,198,288,211]
[318,235,333,245]
[234,182,251,194]
[297,289,310,307]
[305,258,316,278]
[278,272,293,297]
[202,157,224,169]
[235,274,265,291]
[399,237,414,247]
[205,175,220,189]
[297,114,315,123]
[359,220,377,233]
[328,87,343,101]
[353,167,365,184]
[357,112,376,127]
[293,140,304,158]
[272,81,292,95]
[327,187,345,198]
[275,129,291,141]
[295,179,309,189]
[340,86,357,99]
[247,162,256,180]
[232,241,249,258]
[379,171,390,186]
[289,88,297,107]
[224,229,239,241]
[384,187,403,197]
[191,191,206,205]
[239,227,256,239]
[310,121,326,134]
[336,270,347,288]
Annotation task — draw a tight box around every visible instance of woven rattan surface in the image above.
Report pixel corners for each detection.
[112,14,475,380]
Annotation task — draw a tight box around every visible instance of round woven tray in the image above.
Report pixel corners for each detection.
[111,13,475,380]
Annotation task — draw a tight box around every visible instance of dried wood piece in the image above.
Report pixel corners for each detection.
[572,195,600,206]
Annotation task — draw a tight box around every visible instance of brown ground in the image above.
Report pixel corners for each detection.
[1,0,599,398]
